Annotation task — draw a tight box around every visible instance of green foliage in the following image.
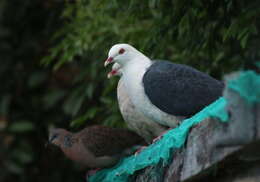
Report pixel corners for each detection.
[0,0,82,181]
[43,0,260,128]
[8,121,34,133]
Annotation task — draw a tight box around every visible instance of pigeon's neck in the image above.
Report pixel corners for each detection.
[121,54,152,114]
[121,53,151,97]
[122,53,152,76]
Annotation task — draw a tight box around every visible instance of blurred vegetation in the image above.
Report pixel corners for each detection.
[0,0,259,181]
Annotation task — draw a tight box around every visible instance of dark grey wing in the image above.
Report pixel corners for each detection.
[143,61,224,116]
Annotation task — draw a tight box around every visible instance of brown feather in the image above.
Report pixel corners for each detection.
[49,125,146,168]
[76,125,145,157]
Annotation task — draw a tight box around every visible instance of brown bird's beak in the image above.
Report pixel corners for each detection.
[45,136,54,147]
[107,70,117,79]
[45,134,58,147]
[104,57,113,67]
[49,135,57,143]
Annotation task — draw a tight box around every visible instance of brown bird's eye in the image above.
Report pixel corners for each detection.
[50,134,58,142]
[118,48,125,54]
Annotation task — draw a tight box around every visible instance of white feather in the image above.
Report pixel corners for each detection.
[120,50,182,127]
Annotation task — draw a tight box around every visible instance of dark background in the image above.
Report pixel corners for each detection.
[0,0,259,181]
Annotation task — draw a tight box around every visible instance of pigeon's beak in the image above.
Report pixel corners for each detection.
[104,57,113,67]
[107,70,117,79]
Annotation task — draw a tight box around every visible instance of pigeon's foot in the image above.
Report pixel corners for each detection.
[134,146,147,156]
[86,168,101,179]
[152,128,171,143]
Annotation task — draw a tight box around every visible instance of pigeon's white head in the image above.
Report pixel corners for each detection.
[107,63,122,79]
[104,43,141,67]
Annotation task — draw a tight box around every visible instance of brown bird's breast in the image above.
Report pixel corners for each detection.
[61,140,98,167]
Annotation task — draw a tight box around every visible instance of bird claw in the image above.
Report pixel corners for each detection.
[152,135,163,143]
[134,146,147,156]
[86,168,101,178]
[152,129,171,143]
[134,129,172,156]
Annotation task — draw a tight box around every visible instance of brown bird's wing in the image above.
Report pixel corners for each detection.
[76,125,145,157]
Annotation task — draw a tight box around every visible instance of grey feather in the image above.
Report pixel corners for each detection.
[143,61,224,116]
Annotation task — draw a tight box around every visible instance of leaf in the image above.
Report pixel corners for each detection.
[70,107,99,127]
[28,72,46,88]
[63,91,85,116]
[85,84,94,98]
[5,162,23,174]
[241,33,249,49]
[12,149,33,164]
[223,21,239,41]
[9,121,34,133]
[215,52,225,61]
[0,94,11,115]
[43,90,66,109]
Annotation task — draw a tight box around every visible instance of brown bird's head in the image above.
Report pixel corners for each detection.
[48,128,75,148]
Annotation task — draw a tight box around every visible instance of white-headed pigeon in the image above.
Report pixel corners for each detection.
[104,44,224,127]
[108,63,167,143]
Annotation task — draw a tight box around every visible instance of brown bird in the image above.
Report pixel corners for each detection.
[48,125,145,168]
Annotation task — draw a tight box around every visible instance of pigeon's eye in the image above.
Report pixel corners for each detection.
[118,48,125,54]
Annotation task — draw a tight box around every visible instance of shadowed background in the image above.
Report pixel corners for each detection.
[0,0,259,182]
